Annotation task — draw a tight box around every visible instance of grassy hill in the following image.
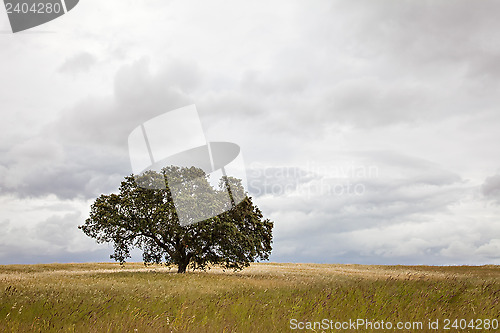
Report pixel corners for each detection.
[0,262,499,332]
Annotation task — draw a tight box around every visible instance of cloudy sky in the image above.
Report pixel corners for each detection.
[1,0,500,265]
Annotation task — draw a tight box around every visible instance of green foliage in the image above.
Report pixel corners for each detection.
[79,166,273,273]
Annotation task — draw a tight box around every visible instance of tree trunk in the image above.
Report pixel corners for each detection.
[177,258,189,273]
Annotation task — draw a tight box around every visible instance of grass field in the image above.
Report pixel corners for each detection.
[0,262,499,332]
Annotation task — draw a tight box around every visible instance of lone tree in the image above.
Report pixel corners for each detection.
[79,166,273,273]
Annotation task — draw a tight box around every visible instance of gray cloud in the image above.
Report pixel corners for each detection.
[0,58,200,199]
[1,0,500,265]
[252,151,476,264]
[0,212,109,264]
[58,52,98,74]
[482,173,500,203]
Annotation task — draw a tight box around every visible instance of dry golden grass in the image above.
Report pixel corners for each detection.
[0,262,499,332]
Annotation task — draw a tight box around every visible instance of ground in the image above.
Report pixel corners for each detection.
[0,262,499,332]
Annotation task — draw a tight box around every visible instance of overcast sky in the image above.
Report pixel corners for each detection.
[1,0,500,265]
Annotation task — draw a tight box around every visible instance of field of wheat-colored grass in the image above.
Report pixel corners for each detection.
[0,262,499,332]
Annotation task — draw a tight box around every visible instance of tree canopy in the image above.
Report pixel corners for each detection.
[79,166,273,273]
